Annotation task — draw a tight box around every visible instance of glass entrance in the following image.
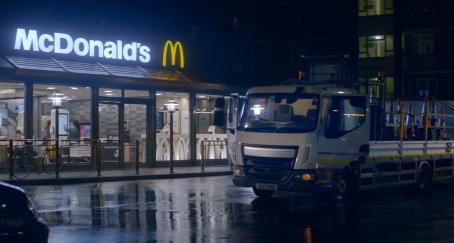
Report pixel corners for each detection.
[98,103,120,164]
[124,103,147,163]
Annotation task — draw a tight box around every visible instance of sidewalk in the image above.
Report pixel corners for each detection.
[1,165,233,186]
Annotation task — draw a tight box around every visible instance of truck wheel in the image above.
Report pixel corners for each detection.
[332,170,357,201]
[416,164,433,194]
[253,187,274,198]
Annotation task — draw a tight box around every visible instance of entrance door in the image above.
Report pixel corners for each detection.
[123,103,148,163]
[98,102,120,165]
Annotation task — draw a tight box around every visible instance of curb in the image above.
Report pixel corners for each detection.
[3,171,233,186]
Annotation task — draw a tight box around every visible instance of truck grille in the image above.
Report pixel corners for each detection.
[243,156,295,183]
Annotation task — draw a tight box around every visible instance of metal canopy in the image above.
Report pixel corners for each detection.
[3,56,223,90]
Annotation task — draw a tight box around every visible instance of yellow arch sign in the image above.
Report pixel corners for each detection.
[162,40,184,69]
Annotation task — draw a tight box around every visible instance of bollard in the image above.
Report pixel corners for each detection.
[201,139,205,173]
[96,140,102,177]
[135,140,140,175]
[8,139,14,179]
[55,143,60,179]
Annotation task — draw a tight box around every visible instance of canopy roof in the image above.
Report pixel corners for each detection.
[0,56,224,91]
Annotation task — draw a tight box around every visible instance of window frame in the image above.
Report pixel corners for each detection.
[358,0,394,16]
[359,35,394,58]
[324,95,367,139]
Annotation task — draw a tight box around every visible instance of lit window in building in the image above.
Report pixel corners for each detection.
[359,35,394,58]
[357,76,394,98]
[358,0,393,16]
[386,77,395,98]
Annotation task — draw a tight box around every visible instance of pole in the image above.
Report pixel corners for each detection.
[424,97,429,154]
[55,107,60,179]
[200,139,205,173]
[135,140,139,175]
[399,101,404,156]
[8,139,14,179]
[169,112,174,174]
[96,139,101,177]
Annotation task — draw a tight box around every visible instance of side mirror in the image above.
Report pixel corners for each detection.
[212,97,225,126]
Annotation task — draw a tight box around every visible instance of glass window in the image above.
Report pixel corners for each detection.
[386,77,395,98]
[100,88,121,97]
[358,0,393,16]
[359,35,394,58]
[359,37,368,58]
[385,0,394,14]
[124,90,149,98]
[155,92,190,161]
[404,33,434,55]
[385,35,394,56]
[98,104,118,140]
[358,0,367,16]
[368,35,385,57]
[239,93,320,133]
[0,82,24,139]
[325,96,366,138]
[33,85,92,163]
[195,94,227,160]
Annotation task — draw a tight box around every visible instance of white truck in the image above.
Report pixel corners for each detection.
[219,85,454,199]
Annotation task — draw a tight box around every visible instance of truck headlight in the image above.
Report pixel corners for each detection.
[233,169,243,177]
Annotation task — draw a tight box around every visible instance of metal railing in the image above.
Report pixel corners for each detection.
[0,139,55,180]
[2,139,141,180]
[2,136,230,180]
[199,138,227,173]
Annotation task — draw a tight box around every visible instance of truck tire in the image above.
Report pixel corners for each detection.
[332,170,357,201]
[416,163,433,194]
[253,187,274,198]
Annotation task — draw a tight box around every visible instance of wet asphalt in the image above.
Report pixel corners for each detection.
[23,176,454,243]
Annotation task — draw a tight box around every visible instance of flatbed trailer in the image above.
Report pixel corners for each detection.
[361,141,454,189]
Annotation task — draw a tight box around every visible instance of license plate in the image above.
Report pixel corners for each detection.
[256,183,277,191]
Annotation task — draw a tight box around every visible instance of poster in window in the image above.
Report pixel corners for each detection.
[80,123,91,139]
[156,111,164,131]
[58,113,68,136]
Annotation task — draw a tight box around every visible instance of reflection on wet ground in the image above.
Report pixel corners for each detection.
[24,176,454,243]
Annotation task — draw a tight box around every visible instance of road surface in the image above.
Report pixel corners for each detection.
[24,176,454,243]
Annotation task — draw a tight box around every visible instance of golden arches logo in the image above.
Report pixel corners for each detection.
[162,40,184,69]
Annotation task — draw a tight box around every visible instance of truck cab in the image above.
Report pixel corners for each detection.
[227,85,369,198]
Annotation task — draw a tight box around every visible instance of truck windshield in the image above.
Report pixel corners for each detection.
[239,93,319,133]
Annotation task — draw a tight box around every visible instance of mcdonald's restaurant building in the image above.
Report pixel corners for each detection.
[0,27,231,169]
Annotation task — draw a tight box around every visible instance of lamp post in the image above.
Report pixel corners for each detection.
[164,99,178,174]
[48,91,65,179]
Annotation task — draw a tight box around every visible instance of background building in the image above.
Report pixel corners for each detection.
[358,0,454,100]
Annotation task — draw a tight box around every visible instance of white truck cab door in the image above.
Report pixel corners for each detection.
[226,94,244,166]
[317,95,369,167]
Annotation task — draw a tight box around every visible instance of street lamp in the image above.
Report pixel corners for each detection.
[164,99,179,174]
[48,91,66,179]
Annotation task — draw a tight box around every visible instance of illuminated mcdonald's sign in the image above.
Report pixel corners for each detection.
[162,40,184,69]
